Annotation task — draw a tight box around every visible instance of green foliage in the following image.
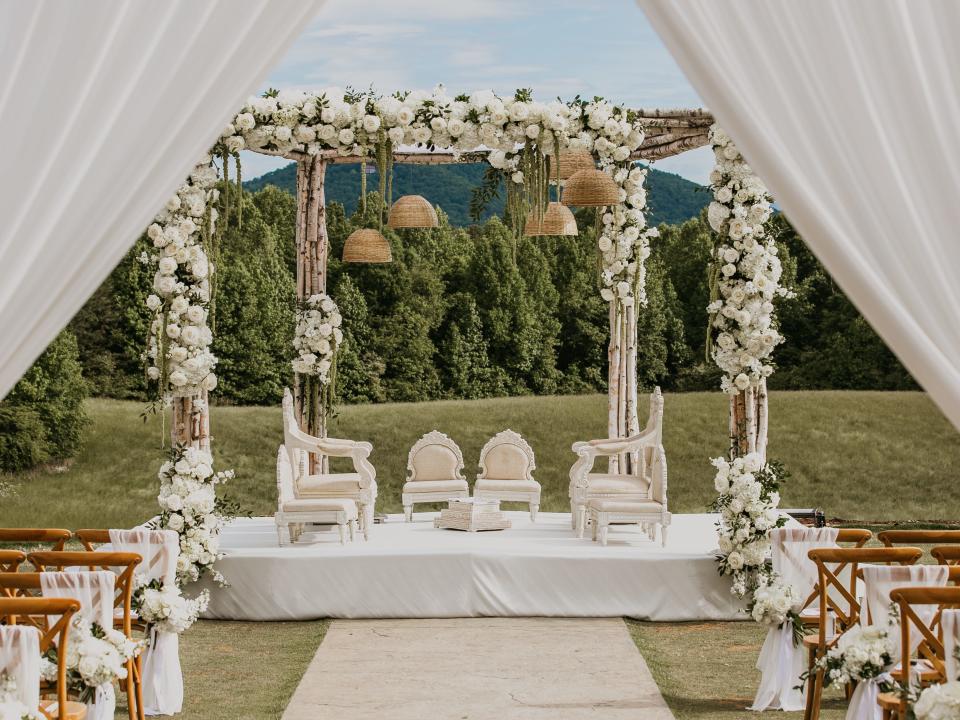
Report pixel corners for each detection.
[0,330,88,471]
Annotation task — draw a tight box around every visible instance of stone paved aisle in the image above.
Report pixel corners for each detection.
[281,617,675,720]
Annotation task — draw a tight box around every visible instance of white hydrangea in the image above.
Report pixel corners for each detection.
[135,579,209,635]
[817,624,894,688]
[914,682,960,720]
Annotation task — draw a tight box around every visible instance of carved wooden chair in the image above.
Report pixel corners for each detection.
[568,387,667,539]
[282,388,377,538]
[877,587,960,719]
[0,596,86,720]
[802,547,922,720]
[274,446,358,545]
[0,529,72,552]
[402,431,469,521]
[473,430,540,521]
[0,549,26,573]
[932,545,960,566]
[28,552,143,720]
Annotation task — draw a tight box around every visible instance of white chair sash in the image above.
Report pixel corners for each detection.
[108,528,183,716]
[0,625,41,712]
[750,527,839,712]
[40,570,117,720]
[942,609,959,682]
[846,565,949,720]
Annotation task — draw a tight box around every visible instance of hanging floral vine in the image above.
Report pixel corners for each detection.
[291,293,343,426]
[705,126,790,394]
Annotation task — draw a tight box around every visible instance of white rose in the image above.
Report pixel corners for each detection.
[337,128,354,145]
[167,514,184,531]
[362,114,381,133]
[727,551,745,570]
[201,374,218,391]
[158,257,177,275]
[387,126,405,145]
[511,171,524,184]
[180,325,201,346]
[734,373,751,391]
[396,107,414,126]
[447,118,465,137]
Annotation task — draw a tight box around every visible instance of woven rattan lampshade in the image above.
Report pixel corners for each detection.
[387,194,438,229]
[343,229,392,263]
[561,169,620,207]
[554,149,595,180]
[524,202,579,237]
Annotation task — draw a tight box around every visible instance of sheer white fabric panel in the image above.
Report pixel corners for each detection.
[0,625,41,711]
[109,528,182,715]
[751,527,839,712]
[943,609,959,681]
[0,0,326,399]
[636,0,960,431]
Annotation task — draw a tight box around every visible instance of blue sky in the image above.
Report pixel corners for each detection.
[243,0,711,184]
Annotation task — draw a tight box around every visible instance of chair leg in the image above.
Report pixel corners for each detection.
[338,523,346,545]
[134,654,145,720]
[803,645,817,720]
[577,506,587,538]
[404,504,413,523]
[349,519,356,542]
[591,516,598,541]
[364,505,373,539]
[530,504,539,522]
[126,658,137,720]
[660,524,668,547]
[277,522,291,546]
[599,525,609,547]
[570,501,577,530]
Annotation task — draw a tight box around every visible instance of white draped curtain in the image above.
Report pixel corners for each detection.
[0,0,326,399]
[637,0,960,431]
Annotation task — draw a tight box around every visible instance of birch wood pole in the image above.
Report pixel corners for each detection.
[624,301,640,474]
[728,383,769,460]
[755,379,769,462]
[607,300,621,473]
[292,154,330,472]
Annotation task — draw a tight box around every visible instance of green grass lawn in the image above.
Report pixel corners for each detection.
[2,391,958,529]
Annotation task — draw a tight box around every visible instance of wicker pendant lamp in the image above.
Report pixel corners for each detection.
[343,228,392,263]
[561,169,620,207]
[387,194,438,229]
[524,202,579,237]
[554,149,595,180]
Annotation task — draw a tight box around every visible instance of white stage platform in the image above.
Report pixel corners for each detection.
[200,512,745,621]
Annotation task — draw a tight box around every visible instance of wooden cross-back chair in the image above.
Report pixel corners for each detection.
[802,546,922,720]
[0,529,72,552]
[877,586,960,720]
[0,596,86,720]
[791,529,873,630]
[878,530,960,561]
[27,552,144,720]
[933,545,960,566]
[0,549,26,573]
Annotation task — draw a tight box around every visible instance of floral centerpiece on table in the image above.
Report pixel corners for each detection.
[156,445,234,585]
[0,673,41,720]
[706,126,791,395]
[39,616,144,703]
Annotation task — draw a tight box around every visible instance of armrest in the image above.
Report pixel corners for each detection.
[584,426,658,454]
[306,438,372,458]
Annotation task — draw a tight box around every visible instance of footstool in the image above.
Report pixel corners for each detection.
[586,499,671,547]
[275,498,359,545]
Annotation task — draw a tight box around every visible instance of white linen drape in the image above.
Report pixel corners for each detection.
[750,527,839,712]
[636,0,960,431]
[109,528,181,716]
[0,625,42,712]
[0,0,326,399]
[943,609,959,681]
[41,570,117,720]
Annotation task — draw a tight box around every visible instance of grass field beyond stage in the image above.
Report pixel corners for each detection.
[2,391,959,529]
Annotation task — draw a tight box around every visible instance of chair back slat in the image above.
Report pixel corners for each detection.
[0,529,71,551]
[0,549,26,573]
[878,529,960,547]
[933,546,960,566]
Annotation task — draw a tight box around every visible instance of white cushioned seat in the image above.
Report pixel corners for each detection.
[401,479,469,495]
[583,475,650,494]
[474,478,540,494]
[296,472,365,495]
[282,498,358,516]
[587,499,663,513]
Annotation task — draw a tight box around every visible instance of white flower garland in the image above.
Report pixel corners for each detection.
[706,126,790,394]
[0,673,42,720]
[40,616,144,702]
[156,446,234,585]
[219,87,652,303]
[710,453,787,598]
[143,158,220,398]
[291,294,343,380]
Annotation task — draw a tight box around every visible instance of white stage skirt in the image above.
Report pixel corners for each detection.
[200,512,745,621]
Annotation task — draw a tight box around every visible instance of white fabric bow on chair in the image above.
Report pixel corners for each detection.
[40,570,117,720]
[0,625,42,713]
[845,565,949,720]
[109,528,182,716]
[751,527,839,712]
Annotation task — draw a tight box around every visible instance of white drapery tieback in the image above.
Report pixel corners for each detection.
[141,626,184,715]
[749,622,806,711]
[844,672,893,720]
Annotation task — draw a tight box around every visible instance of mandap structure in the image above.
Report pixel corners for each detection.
[141,87,788,476]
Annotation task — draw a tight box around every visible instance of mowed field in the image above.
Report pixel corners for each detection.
[2,391,959,528]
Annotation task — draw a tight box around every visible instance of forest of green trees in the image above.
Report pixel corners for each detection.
[0,169,915,470]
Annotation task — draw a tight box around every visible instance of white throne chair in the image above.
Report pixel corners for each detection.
[568,387,670,543]
[282,387,377,538]
[275,446,359,545]
[473,429,541,520]
[402,430,469,521]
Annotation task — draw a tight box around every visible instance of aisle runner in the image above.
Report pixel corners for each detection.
[282,618,674,720]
